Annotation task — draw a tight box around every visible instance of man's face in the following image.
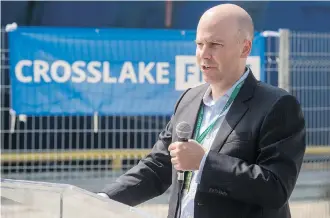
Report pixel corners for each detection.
[195,16,246,85]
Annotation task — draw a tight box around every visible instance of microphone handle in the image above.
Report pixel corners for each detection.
[176,136,189,218]
[178,171,184,181]
[177,137,188,182]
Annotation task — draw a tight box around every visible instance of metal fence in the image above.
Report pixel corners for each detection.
[266,30,330,169]
[1,28,330,218]
[289,31,330,147]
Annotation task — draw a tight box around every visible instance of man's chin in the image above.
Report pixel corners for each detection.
[202,74,216,84]
[202,75,225,86]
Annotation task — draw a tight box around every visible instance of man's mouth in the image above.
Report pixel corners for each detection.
[202,65,212,70]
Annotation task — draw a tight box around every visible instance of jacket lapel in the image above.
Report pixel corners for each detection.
[210,71,257,152]
[175,84,208,140]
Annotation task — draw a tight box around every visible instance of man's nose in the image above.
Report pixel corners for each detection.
[200,46,211,59]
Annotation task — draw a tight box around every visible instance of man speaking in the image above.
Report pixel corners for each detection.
[98,3,306,218]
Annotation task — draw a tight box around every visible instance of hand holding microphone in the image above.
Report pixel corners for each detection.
[168,122,205,181]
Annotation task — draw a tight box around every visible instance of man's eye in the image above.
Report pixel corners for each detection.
[212,43,224,47]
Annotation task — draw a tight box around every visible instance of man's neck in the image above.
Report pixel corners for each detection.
[210,71,246,101]
[210,81,234,102]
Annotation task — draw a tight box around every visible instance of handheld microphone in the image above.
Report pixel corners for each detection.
[175,121,192,182]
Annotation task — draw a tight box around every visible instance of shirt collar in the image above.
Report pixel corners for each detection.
[203,67,250,107]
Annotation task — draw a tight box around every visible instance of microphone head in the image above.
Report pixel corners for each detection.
[176,121,192,139]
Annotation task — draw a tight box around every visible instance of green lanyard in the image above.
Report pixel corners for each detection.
[183,80,244,191]
[194,80,244,144]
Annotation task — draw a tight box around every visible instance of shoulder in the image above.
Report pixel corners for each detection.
[253,82,303,119]
[256,81,290,100]
[173,83,209,113]
[255,81,300,106]
[183,83,209,96]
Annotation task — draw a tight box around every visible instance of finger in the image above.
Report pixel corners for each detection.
[171,157,178,165]
[168,143,177,151]
[173,163,182,171]
[173,163,182,170]
[170,150,176,157]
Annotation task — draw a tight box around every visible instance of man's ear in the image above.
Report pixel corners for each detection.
[240,39,252,58]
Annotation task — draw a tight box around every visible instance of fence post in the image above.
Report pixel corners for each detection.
[278,29,290,93]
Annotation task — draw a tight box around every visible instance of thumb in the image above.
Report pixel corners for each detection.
[188,139,198,144]
[188,139,205,151]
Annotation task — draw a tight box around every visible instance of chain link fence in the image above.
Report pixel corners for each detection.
[1,28,330,218]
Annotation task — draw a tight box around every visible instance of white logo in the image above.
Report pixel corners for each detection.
[14,60,170,84]
[175,56,204,91]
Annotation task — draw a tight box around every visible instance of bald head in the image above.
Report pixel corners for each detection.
[198,3,254,41]
[195,3,254,89]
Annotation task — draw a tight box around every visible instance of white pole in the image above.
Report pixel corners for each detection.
[278,29,290,93]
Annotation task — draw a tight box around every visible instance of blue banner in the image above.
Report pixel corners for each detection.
[8,27,265,116]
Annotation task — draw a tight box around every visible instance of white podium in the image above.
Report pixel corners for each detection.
[1,179,156,218]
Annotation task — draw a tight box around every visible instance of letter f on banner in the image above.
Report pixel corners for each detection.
[175,56,204,91]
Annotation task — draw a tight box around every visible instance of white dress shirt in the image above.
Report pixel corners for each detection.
[179,69,250,218]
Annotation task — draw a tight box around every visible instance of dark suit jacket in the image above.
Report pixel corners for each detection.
[102,70,306,218]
